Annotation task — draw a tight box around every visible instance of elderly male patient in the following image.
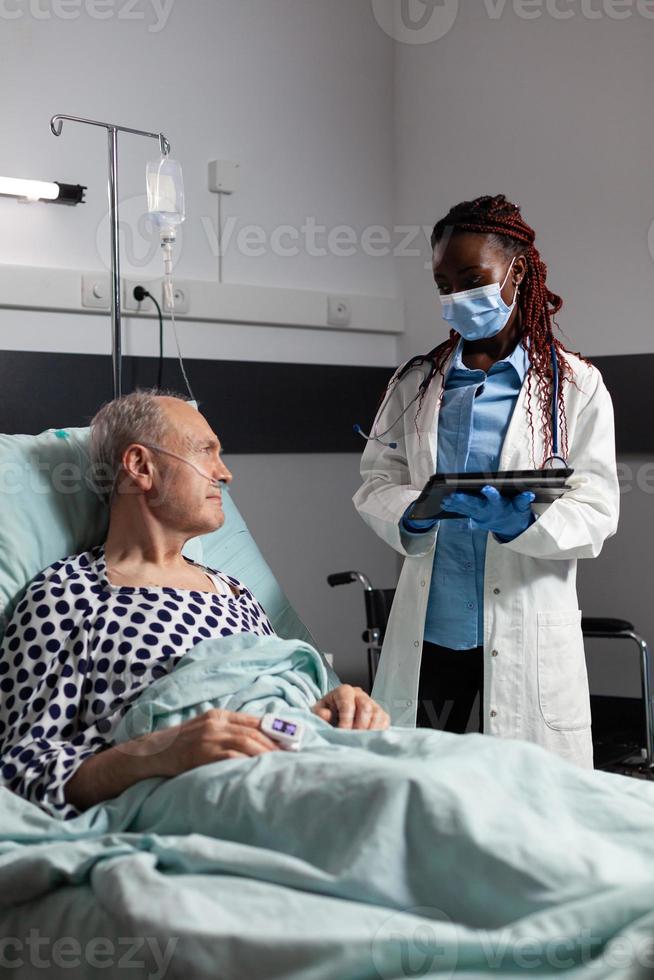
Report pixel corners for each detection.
[0,390,389,820]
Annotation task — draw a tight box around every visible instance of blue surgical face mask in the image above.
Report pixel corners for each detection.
[438,257,518,341]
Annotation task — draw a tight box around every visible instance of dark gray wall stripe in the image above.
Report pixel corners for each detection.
[0,349,648,454]
[591,354,652,455]
[0,350,393,453]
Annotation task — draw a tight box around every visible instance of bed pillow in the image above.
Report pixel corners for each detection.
[0,427,312,648]
[203,488,314,646]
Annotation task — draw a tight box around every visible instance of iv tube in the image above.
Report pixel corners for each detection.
[146,155,195,401]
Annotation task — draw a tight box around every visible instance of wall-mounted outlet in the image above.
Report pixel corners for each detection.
[162,281,191,315]
[81,274,111,309]
[327,295,352,328]
[122,279,158,312]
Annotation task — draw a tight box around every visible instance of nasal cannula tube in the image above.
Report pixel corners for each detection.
[139,443,226,489]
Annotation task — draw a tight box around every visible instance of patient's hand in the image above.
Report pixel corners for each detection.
[153,708,283,776]
[311,685,390,730]
[65,709,281,812]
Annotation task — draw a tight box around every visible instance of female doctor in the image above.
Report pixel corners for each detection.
[353,194,620,768]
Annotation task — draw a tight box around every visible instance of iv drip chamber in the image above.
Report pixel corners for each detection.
[146,156,185,239]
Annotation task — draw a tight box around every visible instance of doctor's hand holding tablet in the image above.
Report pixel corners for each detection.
[353,193,620,768]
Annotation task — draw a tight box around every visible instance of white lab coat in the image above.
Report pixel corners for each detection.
[353,344,620,768]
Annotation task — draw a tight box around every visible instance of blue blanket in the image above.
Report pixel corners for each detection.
[2,633,654,980]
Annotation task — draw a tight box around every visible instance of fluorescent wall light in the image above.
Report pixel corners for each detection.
[0,176,85,205]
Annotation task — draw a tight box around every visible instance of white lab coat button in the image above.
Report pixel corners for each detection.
[490,709,497,718]
[414,640,420,647]
[491,649,498,657]
[493,587,501,595]
[420,580,426,587]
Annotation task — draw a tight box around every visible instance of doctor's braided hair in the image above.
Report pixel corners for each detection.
[392,194,591,467]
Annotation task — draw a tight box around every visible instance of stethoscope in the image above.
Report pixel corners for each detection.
[354,339,568,470]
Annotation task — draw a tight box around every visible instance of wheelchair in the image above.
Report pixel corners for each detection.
[328,570,654,777]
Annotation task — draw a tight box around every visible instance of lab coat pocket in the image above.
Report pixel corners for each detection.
[536,609,591,732]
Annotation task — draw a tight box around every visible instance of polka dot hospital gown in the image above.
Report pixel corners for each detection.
[0,543,275,820]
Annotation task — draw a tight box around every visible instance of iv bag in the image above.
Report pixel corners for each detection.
[146,156,185,230]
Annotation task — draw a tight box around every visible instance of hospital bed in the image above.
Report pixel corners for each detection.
[5,424,654,980]
[0,423,331,978]
[328,569,654,773]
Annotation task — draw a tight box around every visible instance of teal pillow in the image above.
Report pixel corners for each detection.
[0,427,313,651]
[0,426,108,632]
[204,489,315,647]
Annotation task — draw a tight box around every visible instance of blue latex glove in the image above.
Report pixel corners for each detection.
[401,502,439,536]
[441,485,536,542]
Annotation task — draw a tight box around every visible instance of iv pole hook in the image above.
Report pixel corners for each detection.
[50,114,172,398]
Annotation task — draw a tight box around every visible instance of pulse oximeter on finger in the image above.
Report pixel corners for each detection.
[260,714,305,751]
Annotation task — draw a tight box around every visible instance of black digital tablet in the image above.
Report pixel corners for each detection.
[406,468,575,522]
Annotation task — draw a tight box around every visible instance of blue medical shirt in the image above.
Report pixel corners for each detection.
[405,338,530,650]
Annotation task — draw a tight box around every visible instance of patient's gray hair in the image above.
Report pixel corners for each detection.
[89,387,190,503]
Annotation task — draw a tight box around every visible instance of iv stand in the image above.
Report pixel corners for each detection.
[50,114,171,399]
